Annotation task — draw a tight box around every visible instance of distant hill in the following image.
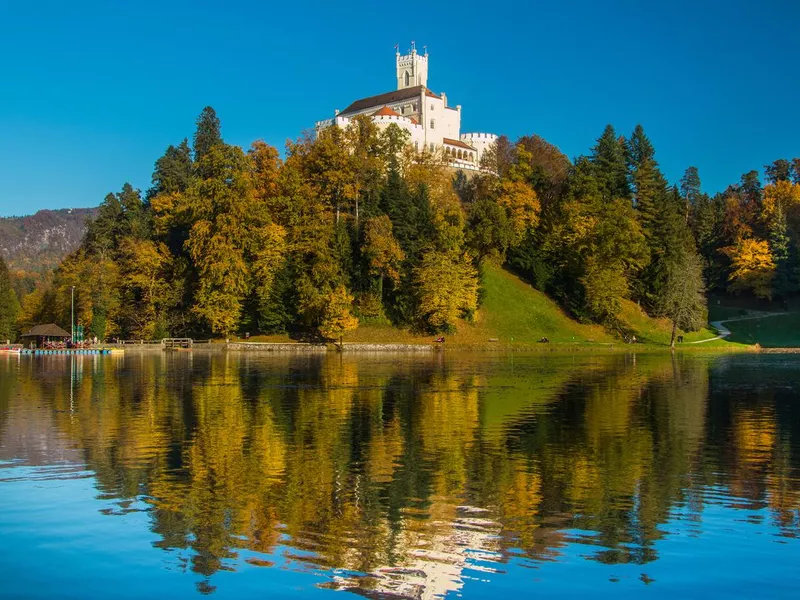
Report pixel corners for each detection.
[0,208,96,273]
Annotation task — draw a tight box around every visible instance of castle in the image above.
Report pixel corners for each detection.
[315,43,497,171]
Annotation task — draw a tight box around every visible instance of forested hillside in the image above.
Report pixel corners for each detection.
[0,207,97,297]
[8,107,800,346]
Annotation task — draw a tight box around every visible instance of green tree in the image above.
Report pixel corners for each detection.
[148,139,193,199]
[0,257,20,341]
[680,166,702,222]
[657,247,707,349]
[465,198,511,263]
[768,205,798,298]
[193,106,222,176]
[765,159,792,184]
[591,125,630,202]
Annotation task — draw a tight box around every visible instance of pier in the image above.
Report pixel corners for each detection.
[21,348,114,356]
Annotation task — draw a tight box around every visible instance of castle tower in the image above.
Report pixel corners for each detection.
[396,42,428,90]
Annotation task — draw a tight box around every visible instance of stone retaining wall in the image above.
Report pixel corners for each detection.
[340,343,434,352]
[225,342,435,353]
[226,342,327,353]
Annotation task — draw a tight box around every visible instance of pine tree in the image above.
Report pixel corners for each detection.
[652,190,707,347]
[148,139,192,199]
[769,204,797,298]
[193,106,222,169]
[680,166,702,222]
[627,125,667,236]
[591,125,630,202]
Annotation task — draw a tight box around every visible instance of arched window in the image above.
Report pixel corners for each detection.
[457,150,463,159]
[404,71,410,86]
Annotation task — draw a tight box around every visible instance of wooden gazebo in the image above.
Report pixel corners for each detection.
[20,323,71,348]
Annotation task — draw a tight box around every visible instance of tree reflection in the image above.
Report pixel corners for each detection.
[5,352,799,595]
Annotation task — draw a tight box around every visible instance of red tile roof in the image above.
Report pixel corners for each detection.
[443,138,476,151]
[372,106,402,117]
[339,85,441,115]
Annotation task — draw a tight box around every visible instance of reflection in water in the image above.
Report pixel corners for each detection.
[1,351,799,597]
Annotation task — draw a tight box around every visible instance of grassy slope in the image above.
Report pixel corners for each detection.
[248,264,750,349]
[618,300,729,347]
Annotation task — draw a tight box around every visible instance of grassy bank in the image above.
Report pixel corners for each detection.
[246,264,755,351]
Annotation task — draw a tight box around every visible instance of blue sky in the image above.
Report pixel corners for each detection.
[1,0,798,217]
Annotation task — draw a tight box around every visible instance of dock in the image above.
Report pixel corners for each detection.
[21,348,116,356]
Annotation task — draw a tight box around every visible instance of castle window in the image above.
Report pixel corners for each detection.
[404,71,410,86]
[430,119,435,129]
[414,141,419,151]
[430,143,435,152]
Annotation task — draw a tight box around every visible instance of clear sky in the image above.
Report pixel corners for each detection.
[1,0,798,217]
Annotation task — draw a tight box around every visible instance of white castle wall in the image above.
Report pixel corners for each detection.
[460,133,498,165]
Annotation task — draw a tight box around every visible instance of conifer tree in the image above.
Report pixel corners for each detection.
[148,139,193,199]
[769,205,798,298]
[591,125,630,202]
[193,106,222,172]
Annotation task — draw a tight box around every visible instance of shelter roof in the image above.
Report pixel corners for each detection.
[21,323,71,338]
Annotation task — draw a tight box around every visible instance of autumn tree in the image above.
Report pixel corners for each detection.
[414,250,479,332]
[318,285,359,346]
[362,215,404,298]
[725,238,776,299]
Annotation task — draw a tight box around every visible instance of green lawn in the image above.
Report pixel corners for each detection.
[724,312,800,347]
[246,265,760,350]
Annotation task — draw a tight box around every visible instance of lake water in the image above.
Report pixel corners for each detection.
[1,351,799,599]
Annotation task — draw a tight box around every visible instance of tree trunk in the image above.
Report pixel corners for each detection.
[670,320,677,349]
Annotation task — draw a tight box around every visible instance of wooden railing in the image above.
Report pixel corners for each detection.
[161,338,193,349]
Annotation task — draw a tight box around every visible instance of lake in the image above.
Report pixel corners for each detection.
[1,351,798,599]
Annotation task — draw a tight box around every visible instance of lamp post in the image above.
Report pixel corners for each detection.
[71,286,75,343]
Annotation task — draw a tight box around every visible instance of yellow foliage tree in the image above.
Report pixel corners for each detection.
[762,180,800,237]
[495,179,540,246]
[362,215,405,287]
[319,285,359,345]
[414,250,478,331]
[725,238,776,299]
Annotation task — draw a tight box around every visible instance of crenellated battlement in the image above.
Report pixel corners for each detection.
[396,44,428,89]
[460,133,498,141]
